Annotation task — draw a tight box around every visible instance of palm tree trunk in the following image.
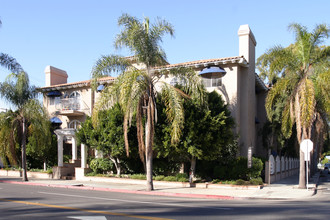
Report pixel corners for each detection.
[21,117,28,181]
[145,94,155,191]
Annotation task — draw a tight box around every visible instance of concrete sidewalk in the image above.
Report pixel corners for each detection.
[0,173,319,200]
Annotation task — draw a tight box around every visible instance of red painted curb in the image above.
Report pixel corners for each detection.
[0,180,237,200]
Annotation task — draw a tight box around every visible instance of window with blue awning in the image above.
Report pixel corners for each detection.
[47,90,62,97]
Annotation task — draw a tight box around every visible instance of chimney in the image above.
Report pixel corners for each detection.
[45,66,68,86]
[238,24,256,63]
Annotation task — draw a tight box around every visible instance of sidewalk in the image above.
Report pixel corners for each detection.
[0,173,319,200]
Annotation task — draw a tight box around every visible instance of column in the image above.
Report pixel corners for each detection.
[72,136,77,161]
[81,144,87,168]
[57,135,64,167]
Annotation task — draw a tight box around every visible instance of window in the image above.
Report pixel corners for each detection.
[68,120,81,130]
[69,91,81,110]
[201,77,222,87]
[49,97,60,106]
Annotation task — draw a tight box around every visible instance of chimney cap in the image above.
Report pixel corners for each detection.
[238,24,256,46]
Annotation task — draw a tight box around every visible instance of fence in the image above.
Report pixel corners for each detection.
[265,155,299,184]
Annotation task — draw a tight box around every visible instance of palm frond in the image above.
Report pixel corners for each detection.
[0,53,23,73]
[299,78,316,128]
[159,83,184,144]
[0,72,36,109]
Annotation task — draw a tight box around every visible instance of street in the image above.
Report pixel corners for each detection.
[0,174,329,220]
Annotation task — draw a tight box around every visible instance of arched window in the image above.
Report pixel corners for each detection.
[69,91,81,110]
[68,120,81,130]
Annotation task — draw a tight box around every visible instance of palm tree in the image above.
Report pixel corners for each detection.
[0,72,41,181]
[0,19,23,73]
[92,13,204,191]
[259,23,329,188]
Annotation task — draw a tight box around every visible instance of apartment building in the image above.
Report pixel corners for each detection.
[38,24,268,179]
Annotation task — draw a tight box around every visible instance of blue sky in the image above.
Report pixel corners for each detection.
[0,0,329,109]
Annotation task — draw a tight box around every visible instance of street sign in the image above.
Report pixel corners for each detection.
[247,147,252,168]
[300,139,313,161]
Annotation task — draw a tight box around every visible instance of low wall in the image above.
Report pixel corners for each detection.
[0,170,53,179]
[265,155,299,184]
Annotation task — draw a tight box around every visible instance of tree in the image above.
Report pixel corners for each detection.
[0,72,41,181]
[0,19,23,73]
[258,23,330,188]
[92,13,204,191]
[77,105,134,176]
[155,91,235,181]
[0,110,19,167]
[26,111,55,171]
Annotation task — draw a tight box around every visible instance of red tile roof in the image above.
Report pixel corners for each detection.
[38,56,247,91]
[155,56,246,69]
[38,76,115,91]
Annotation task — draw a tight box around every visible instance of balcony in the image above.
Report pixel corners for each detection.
[55,98,88,116]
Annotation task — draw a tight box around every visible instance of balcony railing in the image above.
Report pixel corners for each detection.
[55,98,89,116]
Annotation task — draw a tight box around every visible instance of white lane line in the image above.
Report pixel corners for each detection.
[38,191,233,211]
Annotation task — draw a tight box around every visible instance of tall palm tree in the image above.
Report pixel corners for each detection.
[0,19,23,73]
[259,23,329,188]
[0,72,40,181]
[92,13,204,191]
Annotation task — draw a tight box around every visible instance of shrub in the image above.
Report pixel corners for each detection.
[247,157,263,179]
[229,157,264,181]
[235,179,247,185]
[177,177,188,182]
[85,171,97,176]
[213,165,226,179]
[163,176,177,181]
[89,158,113,174]
[154,175,165,181]
[176,173,188,179]
[130,174,146,180]
[46,169,53,174]
[249,177,263,185]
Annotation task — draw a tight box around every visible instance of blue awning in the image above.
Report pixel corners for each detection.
[47,91,62,97]
[199,66,226,77]
[97,84,104,92]
[50,117,62,124]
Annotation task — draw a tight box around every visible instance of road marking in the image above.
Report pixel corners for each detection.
[68,216,107,220]
[0,198,172,220]
[38,191,233,210]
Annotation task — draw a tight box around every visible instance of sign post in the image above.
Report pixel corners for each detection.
[247,147,252,168]
[300,139,313,190]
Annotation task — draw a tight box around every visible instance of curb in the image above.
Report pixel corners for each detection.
[0,180,237,200]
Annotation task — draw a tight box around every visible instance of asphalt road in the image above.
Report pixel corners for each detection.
[0,175,329,220]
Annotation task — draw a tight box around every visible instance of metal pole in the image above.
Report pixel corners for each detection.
[306,160,308,190]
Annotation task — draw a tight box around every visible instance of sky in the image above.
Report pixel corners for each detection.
[0,0,329,110]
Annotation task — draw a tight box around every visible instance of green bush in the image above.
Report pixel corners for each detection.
[177,177,188,182]
[154,175,165,181]
[176,173,188,179]
[230,157,248,180]
[235,179,247,185]
[247,157,263,179]
[163,176,177,181]
[85,171,97,176]
[130,174,146,180]
[213,165,226,179]
[89,158,113,174]
[229,157,264,181]
[249,177,263,185]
